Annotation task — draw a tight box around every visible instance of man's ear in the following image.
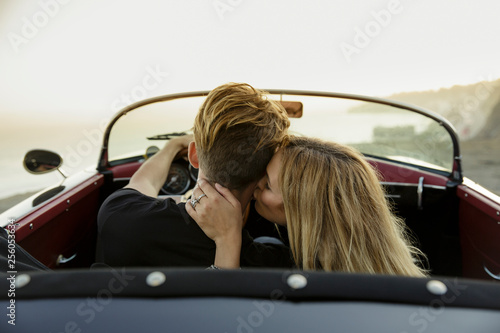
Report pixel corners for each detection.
[187,141,199,168]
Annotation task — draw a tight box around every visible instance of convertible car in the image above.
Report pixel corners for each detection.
[1,90,499,332]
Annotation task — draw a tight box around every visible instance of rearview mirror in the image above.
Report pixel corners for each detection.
[278,101,303,118]
[23,150,63,175]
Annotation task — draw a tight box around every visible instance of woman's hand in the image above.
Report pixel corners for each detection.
[186,179,242,268]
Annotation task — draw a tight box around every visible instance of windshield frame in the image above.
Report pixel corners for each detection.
[98,90,462,182]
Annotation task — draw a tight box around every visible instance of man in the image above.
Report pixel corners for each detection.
[96,83,293,268]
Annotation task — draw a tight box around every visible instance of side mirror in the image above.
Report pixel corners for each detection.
[23,150,64,175]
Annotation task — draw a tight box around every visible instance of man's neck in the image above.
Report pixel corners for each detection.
[232,184,255,214]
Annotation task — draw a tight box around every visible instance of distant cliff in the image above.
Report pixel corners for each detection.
[476,96,500,140]
[386,79,500,141]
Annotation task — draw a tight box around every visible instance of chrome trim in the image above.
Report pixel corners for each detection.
[484,264,500,280]
[56,253,77,265]
[380,182,447,190]
[113,177,131,182]
[417,177,424,210]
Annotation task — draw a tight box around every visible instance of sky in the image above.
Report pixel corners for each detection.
[1,0,499,200]
[1,0,499,122]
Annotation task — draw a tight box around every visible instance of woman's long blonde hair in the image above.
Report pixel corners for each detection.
[279,136,427,277]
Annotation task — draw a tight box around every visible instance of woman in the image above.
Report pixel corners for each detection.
[187,136,427,277]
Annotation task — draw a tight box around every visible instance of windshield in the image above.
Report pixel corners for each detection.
[107,93,455,173]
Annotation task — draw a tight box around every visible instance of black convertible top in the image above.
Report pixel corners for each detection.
[2,268,500,332]
[1,268,499,310]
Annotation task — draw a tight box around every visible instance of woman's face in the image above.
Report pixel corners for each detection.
[253,151,287,226]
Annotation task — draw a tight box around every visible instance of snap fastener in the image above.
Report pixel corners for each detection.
[426,280,447,295]
[287,273,307,290]
[146,271,166,287]
[15,274,31,288]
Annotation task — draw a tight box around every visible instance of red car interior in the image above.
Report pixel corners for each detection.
[10,156,500,281]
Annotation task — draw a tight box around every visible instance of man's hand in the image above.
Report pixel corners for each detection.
[126,134,193,197]
[167,134,193,155]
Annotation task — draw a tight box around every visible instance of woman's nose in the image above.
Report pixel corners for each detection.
[256,176,266,190]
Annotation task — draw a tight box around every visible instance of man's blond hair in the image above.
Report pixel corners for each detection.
[194,83,290,190]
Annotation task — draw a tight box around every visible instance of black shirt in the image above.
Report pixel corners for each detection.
[96,188,293,268]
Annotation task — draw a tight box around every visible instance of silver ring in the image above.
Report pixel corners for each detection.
[197,194,207,201]
[190,198,198,208]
